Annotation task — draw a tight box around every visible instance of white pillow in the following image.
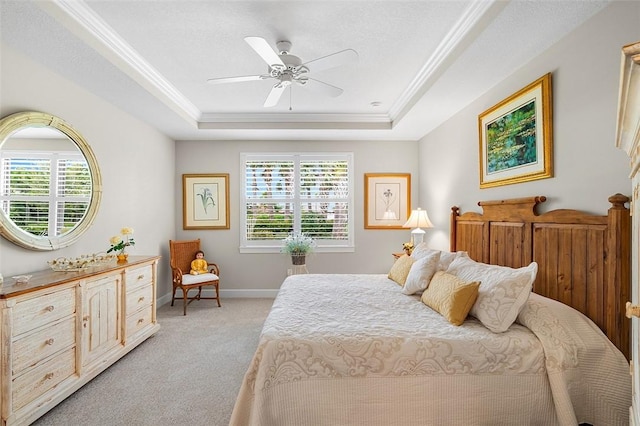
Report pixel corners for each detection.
[445,256,537,333]
[438,250,463,271]
[411,243,465,271]
[408,242,431,260]
[401,250,441,295]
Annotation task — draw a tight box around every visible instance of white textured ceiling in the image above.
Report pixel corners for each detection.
[0,0,610,141]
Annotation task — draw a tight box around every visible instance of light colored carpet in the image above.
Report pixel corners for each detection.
[32,298,274,426]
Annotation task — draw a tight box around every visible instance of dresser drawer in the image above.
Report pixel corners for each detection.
[12,287,76,337]
[126,265,153,292]
[12,346,76,411]
[126,284,153,317]
[12,316,76,376]
[126,304,153,338]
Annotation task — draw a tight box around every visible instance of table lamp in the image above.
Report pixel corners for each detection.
[402,208,433,245]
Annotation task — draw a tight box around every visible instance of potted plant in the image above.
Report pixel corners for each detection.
[281,232,315,265]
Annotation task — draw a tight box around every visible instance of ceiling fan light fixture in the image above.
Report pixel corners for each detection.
[278,74,293,88]
[208,36,358,107]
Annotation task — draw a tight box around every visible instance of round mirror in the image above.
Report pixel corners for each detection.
[0,111,102,250]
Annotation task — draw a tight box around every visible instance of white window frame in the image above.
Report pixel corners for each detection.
[0,149,90,237]
[239,152,355,253]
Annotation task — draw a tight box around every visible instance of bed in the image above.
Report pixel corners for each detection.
[230,195,631,426]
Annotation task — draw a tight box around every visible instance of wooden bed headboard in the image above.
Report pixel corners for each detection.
[450,194,631,359]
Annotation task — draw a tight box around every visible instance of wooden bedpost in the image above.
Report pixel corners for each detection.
[605,193,631,358]
[450,206,460,252]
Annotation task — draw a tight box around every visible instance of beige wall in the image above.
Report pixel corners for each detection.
[418,1,640,251]
[0,45,176,298]
[174,139,419,296]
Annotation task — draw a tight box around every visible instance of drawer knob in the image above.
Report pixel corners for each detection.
[45,305,55,312]
[44,372,54,380]
[45,338,55,345]
[137,274,145,280]
[137,318,144,324]
[138,296,145,302]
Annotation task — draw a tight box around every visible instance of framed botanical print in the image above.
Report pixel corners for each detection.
[182,174,230,229]
[364,173,411,229]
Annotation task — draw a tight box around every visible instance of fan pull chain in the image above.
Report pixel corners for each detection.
[289,86,293,111]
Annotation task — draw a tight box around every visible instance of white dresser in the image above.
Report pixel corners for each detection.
[0,255,160,426]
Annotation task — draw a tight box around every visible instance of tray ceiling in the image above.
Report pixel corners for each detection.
[0,0,610,141]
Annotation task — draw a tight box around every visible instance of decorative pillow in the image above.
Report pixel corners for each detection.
[438,250,464,271]
[388,254,415,286]
[445,256,538,333]
[410,243,465,271]
[408,242,431,260]
[421,271,480,326]
[401,250,440,295]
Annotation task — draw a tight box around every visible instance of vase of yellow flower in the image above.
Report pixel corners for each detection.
[402,242,414,255]
[108,227,136,263]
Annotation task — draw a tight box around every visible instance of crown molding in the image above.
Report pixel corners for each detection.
[198,113,391,130]
[38,0,201,126]
[389,0,505,123]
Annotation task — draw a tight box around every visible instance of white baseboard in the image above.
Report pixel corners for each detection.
[158,288,278,306]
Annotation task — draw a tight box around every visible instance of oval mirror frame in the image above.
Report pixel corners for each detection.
[0,111,102,250]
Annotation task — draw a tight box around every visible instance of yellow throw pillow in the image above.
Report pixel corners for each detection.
[388,254,415,286]
[421,271,480,326]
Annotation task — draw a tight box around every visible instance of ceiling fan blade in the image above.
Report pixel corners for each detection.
[244,36,285,68]
[302,77,344,98]
[206,75,271,85]
[264,84,287,107]
[302,49,358,73]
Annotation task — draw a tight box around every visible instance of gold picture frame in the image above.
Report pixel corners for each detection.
[182,174,230,229]
[478,73,553,188]
[364,173,411,229]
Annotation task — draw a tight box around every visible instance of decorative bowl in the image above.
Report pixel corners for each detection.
[47,253,116,272]
[12,275,32,284]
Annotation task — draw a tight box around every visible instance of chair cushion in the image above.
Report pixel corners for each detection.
[181,273,219,285]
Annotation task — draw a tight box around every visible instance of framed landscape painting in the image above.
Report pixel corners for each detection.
[478,73,553,188]
[183,173,230,229]
[364,173,411,229]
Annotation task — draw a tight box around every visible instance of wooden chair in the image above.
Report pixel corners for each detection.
[169,239,221,315]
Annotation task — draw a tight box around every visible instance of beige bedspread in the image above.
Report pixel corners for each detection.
[230,274,630,426]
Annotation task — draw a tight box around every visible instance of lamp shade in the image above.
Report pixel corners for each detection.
[402,208,434,229]
[402,208,433,246]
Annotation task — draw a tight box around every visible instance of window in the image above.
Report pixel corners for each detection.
[0,151,91,237]
[240,152,354,253]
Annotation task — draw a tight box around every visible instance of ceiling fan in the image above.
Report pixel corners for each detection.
[207,37,358,108]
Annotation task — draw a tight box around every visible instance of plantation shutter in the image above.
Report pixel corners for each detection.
[244,157,295,241]
[0,152,91,237]
[56,158,91,234]
[241,152,354,251]
[299,159,349,241]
